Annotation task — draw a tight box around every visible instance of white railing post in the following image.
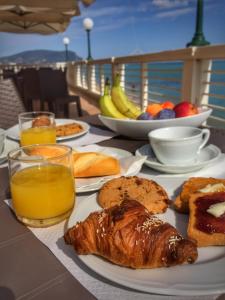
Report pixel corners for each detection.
[76,64,81,87]
[91,65,96,92]
[141,62,148,110]
[87,63,96,92]
[181,58,198,104]
[198,59,212,105]
[119,64,125,91]
[83,62,87,88]
[111,57,116,86]
[100,65,105,95]
[112,61,125,90]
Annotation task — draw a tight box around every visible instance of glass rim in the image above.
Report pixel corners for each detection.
[18,111,55,120]
[7,143,73,162]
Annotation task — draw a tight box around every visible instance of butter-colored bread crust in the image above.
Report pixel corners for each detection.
[73,152,120,178]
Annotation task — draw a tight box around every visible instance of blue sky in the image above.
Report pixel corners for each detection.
[0,0,224,59]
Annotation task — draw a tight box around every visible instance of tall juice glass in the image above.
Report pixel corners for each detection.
[19,111,56,146]
[8,144,75,227]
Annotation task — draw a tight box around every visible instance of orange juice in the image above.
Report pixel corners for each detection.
[10,164,75,226]
[20,127,56,146]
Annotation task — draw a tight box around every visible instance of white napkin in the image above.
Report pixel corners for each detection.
[61,126,118,147]
[73,144,147,191]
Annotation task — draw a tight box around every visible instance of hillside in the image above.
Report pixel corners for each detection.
[0,49,81,64]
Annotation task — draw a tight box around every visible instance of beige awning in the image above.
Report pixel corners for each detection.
[0,0,94,34]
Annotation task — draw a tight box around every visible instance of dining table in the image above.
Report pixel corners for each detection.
[1,114,225,300]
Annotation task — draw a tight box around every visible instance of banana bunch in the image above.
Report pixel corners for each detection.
[111,74,142,119]
[99,79,127,119]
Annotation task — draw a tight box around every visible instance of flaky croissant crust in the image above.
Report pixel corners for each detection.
[65,199,198,269]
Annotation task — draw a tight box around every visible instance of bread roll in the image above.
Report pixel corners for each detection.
[73,152,120,178]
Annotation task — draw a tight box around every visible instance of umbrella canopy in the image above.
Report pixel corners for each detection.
[0,0,93,34]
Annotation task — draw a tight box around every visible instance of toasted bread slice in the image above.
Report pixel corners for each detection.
[174,177,225,214]
[187,192,225,247]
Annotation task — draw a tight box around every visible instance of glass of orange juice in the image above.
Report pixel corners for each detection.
[19,111,56,146]
[8,144,75,227]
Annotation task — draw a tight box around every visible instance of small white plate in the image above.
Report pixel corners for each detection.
[75,146,136,193]
[67,177,225,296]
[135,144,221,174]
[6,119,90,142]
[0,139,19,164]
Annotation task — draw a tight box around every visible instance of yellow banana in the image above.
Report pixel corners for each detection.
[99,79,127,119]
[111,74,142,119]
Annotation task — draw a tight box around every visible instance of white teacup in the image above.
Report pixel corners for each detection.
[148,126,210,165]
[0,128,5,155]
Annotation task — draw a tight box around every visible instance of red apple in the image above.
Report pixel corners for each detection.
[173,101,198,118]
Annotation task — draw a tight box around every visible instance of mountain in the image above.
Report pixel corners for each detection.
[0,49,81,64]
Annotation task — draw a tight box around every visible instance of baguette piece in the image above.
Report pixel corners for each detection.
[187,192,225,247]
[73,152,120,178]
[65,199,198,269]
[174,177,225,214]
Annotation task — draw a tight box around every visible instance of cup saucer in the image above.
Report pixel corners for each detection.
[135,144,221,174]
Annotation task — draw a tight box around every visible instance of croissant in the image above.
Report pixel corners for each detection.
[64,199,198,269]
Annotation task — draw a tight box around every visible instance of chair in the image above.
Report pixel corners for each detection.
[0,78,26,129]
[38,68,82,118]
[19,68,41,111]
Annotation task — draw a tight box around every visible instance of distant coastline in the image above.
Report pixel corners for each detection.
[0,49,81,64]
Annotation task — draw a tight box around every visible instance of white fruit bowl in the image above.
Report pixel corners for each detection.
[98,106,212,140]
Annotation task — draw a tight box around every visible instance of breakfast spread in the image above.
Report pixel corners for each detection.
[64,199,198,269]
[56,122,84,137]
[187,192,225,247]
[97,176,169,214]
[73,152,120,178]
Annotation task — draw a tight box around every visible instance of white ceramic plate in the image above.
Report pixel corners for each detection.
[0,139,19,164]
[68,177,225,296]
[135,144,221,174]
[75,146,136,193]
[6,119,90,142]
[99,106,212,140]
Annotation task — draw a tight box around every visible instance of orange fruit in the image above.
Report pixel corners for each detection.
[146,103,162,116]
[161,101,175,110]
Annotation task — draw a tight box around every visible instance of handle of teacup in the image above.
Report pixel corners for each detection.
[198,128,210,152]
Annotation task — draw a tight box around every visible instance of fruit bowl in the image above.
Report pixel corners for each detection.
[98,106,212,140]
